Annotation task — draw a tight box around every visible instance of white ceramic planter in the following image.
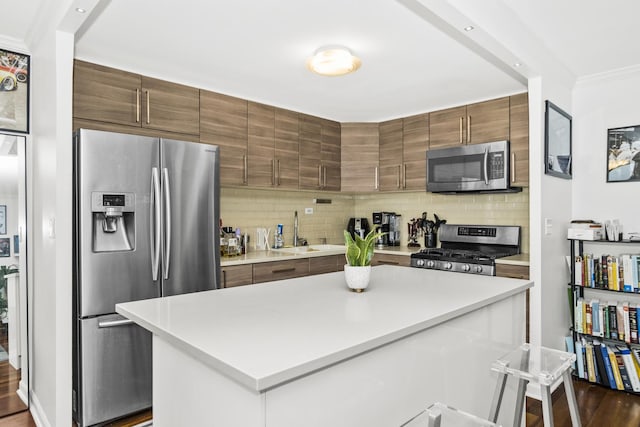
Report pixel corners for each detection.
[344,265,371,293]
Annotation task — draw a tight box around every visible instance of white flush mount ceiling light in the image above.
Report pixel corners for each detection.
[307,46,361,77]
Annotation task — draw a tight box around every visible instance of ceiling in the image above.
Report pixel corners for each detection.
[4,1,640,123]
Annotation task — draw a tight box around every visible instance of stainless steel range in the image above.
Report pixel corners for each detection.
[410,224,520,276]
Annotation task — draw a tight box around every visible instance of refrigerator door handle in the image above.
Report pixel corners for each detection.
[150,168,161,281]
[97,319,135,328]
[162,167,172,280]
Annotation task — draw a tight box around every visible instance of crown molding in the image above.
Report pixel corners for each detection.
[576,64,640,86]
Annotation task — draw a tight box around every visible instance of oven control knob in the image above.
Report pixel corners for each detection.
[444,262,453,270]
[462,264,470,272]
[426,260,435,268]
[474,265,483,273]
[416,259,425,267]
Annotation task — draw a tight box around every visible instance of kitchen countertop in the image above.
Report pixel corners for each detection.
[221,245,530,267]
[116,265,532,392]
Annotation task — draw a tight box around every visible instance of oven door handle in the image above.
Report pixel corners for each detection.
[483,146,489,185]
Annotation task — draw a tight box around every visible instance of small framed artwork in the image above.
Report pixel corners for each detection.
[13,235,18,255]
[0,238,9,257]
[544,101,572,179]
[0,48,30,133]
[607,125,640,182]
[0,204,5,234]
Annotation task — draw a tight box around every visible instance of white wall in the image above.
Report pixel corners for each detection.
[573,66,640,233]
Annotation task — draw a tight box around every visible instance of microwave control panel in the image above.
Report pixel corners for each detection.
[488,152,505,179]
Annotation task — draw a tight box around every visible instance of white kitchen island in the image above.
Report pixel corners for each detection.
[116,265,532,427]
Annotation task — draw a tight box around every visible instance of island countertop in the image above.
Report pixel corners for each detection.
[116,266,532,393]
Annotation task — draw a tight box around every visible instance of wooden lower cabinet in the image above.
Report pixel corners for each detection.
[221,264,253,288]
[252,259,310,283]
[495,264,529,279]
[371,253,411,267]
[309,255,344,275]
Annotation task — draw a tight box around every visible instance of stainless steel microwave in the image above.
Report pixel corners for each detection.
[426,140,512,193]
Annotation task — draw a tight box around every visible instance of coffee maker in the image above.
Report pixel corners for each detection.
[347,218,371,239]
[372,212,401,246]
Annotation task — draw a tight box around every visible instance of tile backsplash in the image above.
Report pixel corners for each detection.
[221,187,529,253]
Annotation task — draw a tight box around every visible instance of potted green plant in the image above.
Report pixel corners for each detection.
[343,227,385,292]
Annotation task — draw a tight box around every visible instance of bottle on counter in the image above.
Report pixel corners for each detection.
[274,224,284,249]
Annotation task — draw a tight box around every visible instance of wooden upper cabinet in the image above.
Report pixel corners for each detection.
[247,103,299,189]
[248,102,276,187]
[200,90,248,187]
[341,123,379,192]
[321,119,341,191]
[429,105,467,149]
[509,92,529,186]
[379,119,403,191]
[465,96,509,145]
[140,76,199,135]
[74,60,141,127]
[299,115,340,191]
[274,108,300,189]
[429,97,509,148]
[73,60,199,136]
[402,113,429,190]
[299,114,322,190]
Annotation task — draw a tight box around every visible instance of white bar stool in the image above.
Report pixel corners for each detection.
[488,343,581,427]
[402,402,501,427]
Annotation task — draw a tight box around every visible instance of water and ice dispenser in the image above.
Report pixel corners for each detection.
[91,192,135,252]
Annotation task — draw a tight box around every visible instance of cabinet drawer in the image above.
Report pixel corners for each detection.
[221,265,253,288]
[495,264,529,279]
[309,255,344,275]
[371,253,411,267]
[253,259,309,284]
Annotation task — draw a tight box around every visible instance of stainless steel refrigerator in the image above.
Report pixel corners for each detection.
[72,128,221,426]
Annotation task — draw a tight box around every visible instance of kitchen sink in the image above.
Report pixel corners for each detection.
[275,244,344,254]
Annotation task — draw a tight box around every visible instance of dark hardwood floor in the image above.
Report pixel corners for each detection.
[2,378,640,426]
[0,324,27,421]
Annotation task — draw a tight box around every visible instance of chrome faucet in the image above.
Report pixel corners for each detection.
[293,210,299,247]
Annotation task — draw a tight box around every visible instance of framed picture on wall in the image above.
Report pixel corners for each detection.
[0,48,30,133]
[0,204,5,234]
[544,101,572,179]
[0,237,9,257]
[607,125,640,182]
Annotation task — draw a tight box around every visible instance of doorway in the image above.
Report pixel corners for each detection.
[0,133,28,418]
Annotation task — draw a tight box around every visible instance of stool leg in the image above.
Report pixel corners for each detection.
[541,384,554,427]
[427,412,441,427]
[488,372,508,423]
[562,370,582,427]
[513,377,529,427]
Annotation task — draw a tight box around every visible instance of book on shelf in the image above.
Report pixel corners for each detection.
[576,339,586,379]
[585,342,597,383]
[613,346,634,391]
[575,251,640,291]
[599,342,616,388]
[617,345,640,392]
[606,345,624,390]
[593,340,610,388]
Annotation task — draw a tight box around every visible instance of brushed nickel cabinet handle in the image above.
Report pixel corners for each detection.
[136,88,140,123]
[467,115,471,143]
[277,159,281,186]
[511,152,516,183]
[272,267,296,274]
[403,163,407,189]
[222,270,227,288]
[374,166,379,190]
[397,165,401,189]
[243,155,248,184]
[459,117,464,144]
[271,159,275,185]
[145,90,150,124]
